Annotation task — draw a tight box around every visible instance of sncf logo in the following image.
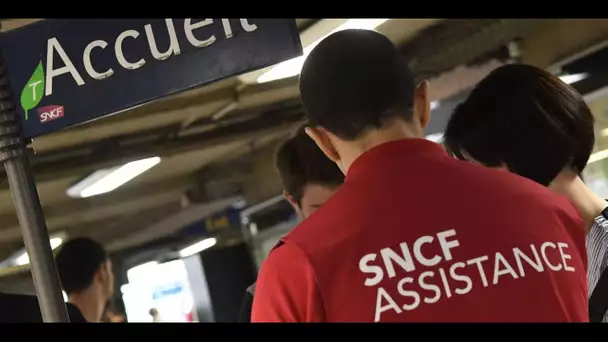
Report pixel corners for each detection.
[37,105,64,123]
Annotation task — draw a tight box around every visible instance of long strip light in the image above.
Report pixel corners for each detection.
[425,132,444,144]
[588,149,608,164]
[257,19,389,84]
[14,237,64,266]
[178,237,217,258]
[559,72,589,85]
[67,157,161,198]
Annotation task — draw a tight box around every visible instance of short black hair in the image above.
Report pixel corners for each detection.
[444,64,594,186]
[55,238,108,295]
[275,125,344,204]
[299,29,416,140]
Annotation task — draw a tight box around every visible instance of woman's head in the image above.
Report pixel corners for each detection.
[444,64,594,186]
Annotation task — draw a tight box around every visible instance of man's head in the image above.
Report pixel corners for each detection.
[55,238,114,301]
[275,125,344,219]
[443,64,594,186]
[299,29,431,173]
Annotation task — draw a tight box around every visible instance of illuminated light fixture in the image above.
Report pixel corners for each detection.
[425,132,444,143]
[178,237,217,258]
[67,157,161,198]
[601,128,608,137]
[257,19,389,84]
[430,101,440,111]
[14,237,63,266]
[588,149,608,164]
[559,72,589,85]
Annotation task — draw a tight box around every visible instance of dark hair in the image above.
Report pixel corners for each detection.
[55,238,108,295]
[444,64,594,186]
[299,29,416,140]
[275,125,344,204]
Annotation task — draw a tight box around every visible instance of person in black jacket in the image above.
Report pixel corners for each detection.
[55,238,115,322]
[0,292,87,322]
[239,125,344,322]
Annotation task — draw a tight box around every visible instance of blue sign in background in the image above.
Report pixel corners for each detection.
[179,207,242,237]
[0,19,302,139]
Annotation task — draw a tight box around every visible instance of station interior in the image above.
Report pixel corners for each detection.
[1,18,608,322]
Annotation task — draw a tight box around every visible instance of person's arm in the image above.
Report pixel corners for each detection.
[251,242,325,322]
[238,291,254,322]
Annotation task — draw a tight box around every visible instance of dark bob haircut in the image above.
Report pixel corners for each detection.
[444,64,594,186]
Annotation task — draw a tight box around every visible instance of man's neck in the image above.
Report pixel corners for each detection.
[339,120,422,173]
[549,170,608,234]
[68,289,105,322]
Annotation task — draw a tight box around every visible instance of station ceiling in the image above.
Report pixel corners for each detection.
[1,18,607,277]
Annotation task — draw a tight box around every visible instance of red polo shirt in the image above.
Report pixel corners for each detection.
[252,139,588,322]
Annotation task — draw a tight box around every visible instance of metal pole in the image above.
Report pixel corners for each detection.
[4,157,70,322]
[0,42,70,322]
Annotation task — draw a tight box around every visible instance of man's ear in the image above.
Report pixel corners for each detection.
[283,190,298,208]
[305,126,340,163]
[414,80,431,130]
[283,190,305,219]
[95,263,108,283]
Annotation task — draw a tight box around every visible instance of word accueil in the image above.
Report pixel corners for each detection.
[24,19,257,103]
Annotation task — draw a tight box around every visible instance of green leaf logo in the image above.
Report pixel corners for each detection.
[20,61,45,121]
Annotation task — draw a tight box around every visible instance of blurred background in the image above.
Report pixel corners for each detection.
[1,18,608,322]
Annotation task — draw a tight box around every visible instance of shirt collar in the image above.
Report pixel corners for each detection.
[346,138,447,181]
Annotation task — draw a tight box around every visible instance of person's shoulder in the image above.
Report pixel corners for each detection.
[450,159,570,202]
[485,171,580,219]
[255,241,315,297]
[446,159,582,223]
[265,241,309,267]
[490,179,584,241]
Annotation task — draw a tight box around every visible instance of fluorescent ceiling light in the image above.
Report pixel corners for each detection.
[178,237,217,258]
[559,72,589,85]
[67,157,161,198]
[425,132,444,143]
[126,261,160,285]
[14,237,63,266]
[588,149,608,164]
[257,19,389,84]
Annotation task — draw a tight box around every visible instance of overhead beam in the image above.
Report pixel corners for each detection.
[84,202,184,244]
[0,108,303,189]
[427,59,505,102]
[107,196,242,252]
[521,19,608,69]
[402,19,544,80]
[0,175,194,243]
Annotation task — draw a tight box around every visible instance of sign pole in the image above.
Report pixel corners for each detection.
[0,44,70,322]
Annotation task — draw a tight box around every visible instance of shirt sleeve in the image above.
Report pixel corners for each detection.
[238,291,254,322]
[251,242,325,322]
[587,216,608,294]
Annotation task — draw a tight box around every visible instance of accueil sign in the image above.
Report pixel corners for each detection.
[20,19,258,120]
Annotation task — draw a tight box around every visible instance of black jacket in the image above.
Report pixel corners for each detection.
[238,283,256,322]
[0,292,87,322]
